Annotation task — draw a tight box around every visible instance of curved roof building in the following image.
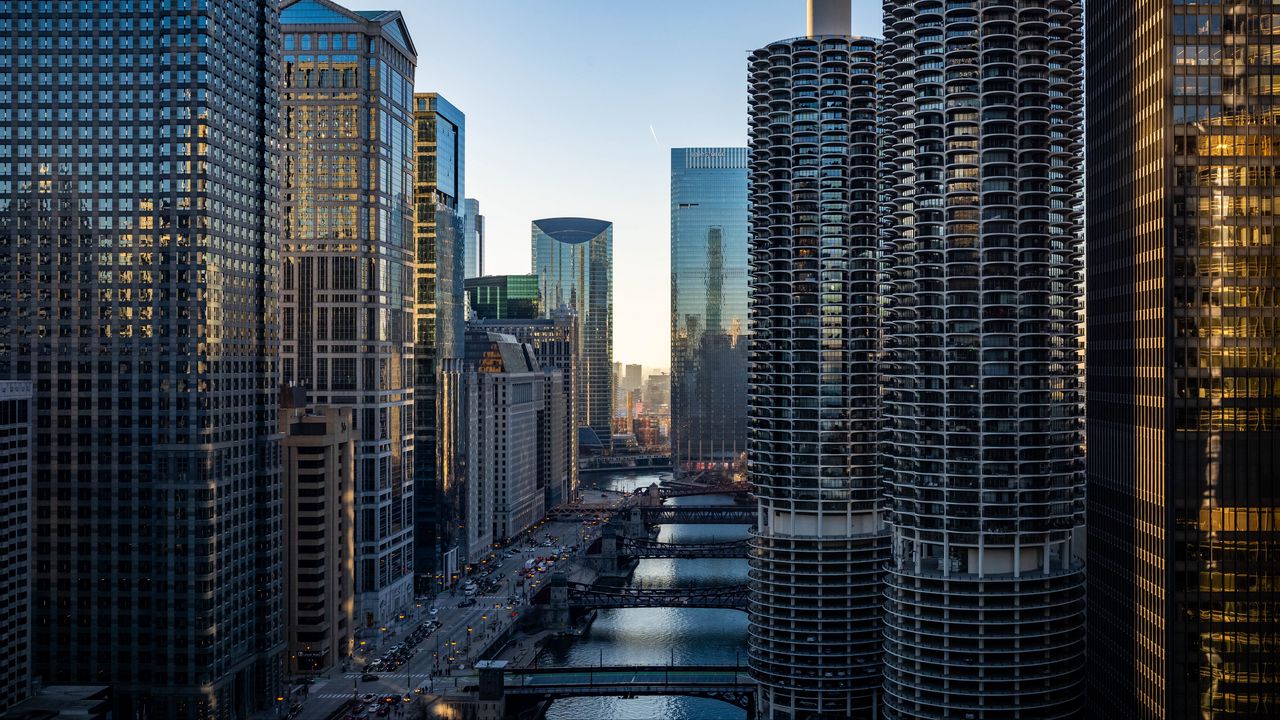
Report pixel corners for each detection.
[532,218,613,445]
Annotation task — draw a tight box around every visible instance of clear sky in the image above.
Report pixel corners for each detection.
[338,0,883,370]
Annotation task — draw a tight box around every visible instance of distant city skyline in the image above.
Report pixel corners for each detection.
[335,0,882,368]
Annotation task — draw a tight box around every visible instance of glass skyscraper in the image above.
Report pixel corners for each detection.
[463,198,484,279]
[1088,3,1280,717]
[746,6,889,716]
[532,218,612,446]
[412,93,466,588]
[465,274,540,321]
[280,0,417,630]
[670,147,749,476]
[880,1,1087,717]
[0,1,286,717]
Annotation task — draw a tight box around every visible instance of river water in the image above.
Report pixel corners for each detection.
[537,470,751,720]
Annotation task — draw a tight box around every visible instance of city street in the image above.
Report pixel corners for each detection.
[295,493,628,720]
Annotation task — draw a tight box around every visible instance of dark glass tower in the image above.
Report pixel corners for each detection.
[0,2,285,717]
[280,0,418,629]
[413,93,466,590]
[532,218,612,446]
[1088,2,1280,717]
[746,5,889,716]
[670,148,749,477]
[465,274,540,321]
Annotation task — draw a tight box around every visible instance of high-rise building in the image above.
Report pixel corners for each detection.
[280,390,356,676]
[465,274,540,321]
[1087,3,1280,717]
[464,198,485,279]
[745,6,889,716]
[671,147,749,475]
[460,330,564,554]
[0,382,31,713]
[624,363,643,392]
[879,1,1087,718]
[532,218,613,446]
[0,1,286,715]
[412,93,467,590]
[281,0,417,630]
[472,311,580,507]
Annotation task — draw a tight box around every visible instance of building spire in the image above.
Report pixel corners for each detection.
[807,0,850,37]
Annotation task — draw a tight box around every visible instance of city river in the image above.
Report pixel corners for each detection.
[537,470,751,720]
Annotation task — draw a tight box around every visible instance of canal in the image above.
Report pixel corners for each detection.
[536,470,751,720]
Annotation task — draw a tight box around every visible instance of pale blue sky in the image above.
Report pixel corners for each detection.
[339,0,883,369]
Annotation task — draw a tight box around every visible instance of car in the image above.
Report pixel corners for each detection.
[366,705,379,714]
[361,694,375,704]
[458,598,477,608]
[375,708,389,717]
[429,606,439,616]
[360,674,379,682]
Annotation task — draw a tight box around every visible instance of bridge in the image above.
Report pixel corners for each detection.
[640,505,755,525]
[620,537,749,559]
[580,454,673,472]
[654,483,752,500]
[472,663,755,716]
[564,581,748,610]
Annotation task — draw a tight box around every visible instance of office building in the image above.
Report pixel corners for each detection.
[280,390,356,675]
[623,363,643,392]
[465,274,540,321]
[0,1,286,715]
[412,93,467,591]
[745,5,889,716]
[532,218,613,445]
[671,147,749,475]
[472,311,579,507]
[1087,2,1280,717]
[879,1,1087,717]
[464,198,484,279]
[0,686,112,720]
[281,0,417,629]
[0,382,31,713]
[454,331,566,562]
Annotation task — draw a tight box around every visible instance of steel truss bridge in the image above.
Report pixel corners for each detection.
[655,483,752,500]
[619,537,749,559]
[565,582,748,610]
[496,665,755,714]
[639,505,755,525]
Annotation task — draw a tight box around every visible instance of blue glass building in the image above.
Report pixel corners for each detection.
[670,148,749,476]
[532,218,612,446]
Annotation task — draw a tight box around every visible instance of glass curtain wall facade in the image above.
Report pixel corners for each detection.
[465,274,540,321]
[281,0,417,630]
[1087,3,1280,718]
[532,218,613,446]
[670,148,749,477]
[412,94,466,590]
[0,2,287,717]
[464,198,484,279]
[879,1,1087,717]
[746,29,889,718]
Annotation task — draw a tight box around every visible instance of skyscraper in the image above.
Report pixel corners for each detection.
[412,93,467,589]
[472,312,580,507]
[1087,3,1280,717]
[879,1,1087,717]
[532,218,613,446]
[464,198,485,279]
[0,381,31,713]
[281,0,417,630]
[671,147,749,476]
[746,5,889,716]
[0,2,286,716]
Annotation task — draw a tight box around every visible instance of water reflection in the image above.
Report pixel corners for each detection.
[540,471,750,720]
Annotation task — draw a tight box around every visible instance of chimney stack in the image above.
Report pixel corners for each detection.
[807,0,851,38]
